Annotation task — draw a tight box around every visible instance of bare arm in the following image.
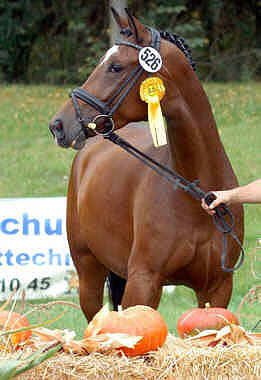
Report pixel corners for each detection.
[201,179,261,215]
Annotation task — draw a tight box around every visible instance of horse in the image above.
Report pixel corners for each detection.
[49,8,244,322]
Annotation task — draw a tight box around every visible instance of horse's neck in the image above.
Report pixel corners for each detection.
[164,77,235,187]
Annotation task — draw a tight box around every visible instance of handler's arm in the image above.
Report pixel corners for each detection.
[201,179,261,214]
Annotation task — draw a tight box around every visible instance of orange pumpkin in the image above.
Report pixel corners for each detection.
[176,304,239,338]
[84,305,168,357]
[0,310,32,346]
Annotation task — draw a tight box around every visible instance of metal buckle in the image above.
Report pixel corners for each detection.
[88,114,115,136]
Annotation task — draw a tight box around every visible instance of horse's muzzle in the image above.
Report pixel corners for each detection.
[49,119,66,143]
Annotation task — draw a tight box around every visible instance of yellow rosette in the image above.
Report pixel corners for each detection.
[140,77,167,147]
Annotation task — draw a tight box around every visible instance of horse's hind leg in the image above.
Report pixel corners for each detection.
[196,274,233,308]
[72,251,108,322]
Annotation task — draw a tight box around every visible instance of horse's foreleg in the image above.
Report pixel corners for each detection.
[73,253,108,322]
[196,274,233,308]
[121,267,162,309]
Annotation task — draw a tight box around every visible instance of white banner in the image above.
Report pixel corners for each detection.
[0,197,78,300]
[0,197,176,300]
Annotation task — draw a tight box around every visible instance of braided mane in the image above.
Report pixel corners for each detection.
[160,31,196,71]
[120,25,196,71]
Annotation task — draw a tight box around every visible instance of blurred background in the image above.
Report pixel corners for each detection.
[0,0,259,85]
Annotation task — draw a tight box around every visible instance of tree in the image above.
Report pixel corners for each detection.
[0,0,258,82]
[0,0,55,81]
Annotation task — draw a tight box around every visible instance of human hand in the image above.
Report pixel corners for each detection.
[201,190,233,215]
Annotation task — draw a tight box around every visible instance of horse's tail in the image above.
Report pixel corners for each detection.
[107,272,126,311]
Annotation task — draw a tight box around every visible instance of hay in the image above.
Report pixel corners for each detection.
[0,294,260,379]
[2,334,260,380]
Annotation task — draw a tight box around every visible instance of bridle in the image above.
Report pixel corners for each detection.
[69,26,245,273]
[70,26,161,137]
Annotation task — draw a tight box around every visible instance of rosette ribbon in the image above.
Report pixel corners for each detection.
[140,77,167,147]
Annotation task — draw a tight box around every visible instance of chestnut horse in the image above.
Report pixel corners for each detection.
[49,8,244,322]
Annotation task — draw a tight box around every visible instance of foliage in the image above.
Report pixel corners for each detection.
[137,0,258,81]
[0,0,109,84]
[27,0,109,84]
[0,0,258,83]
[0,0,48,81]
[197,0,258,81]
[139,1,205,49]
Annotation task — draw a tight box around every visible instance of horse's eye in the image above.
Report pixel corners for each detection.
[108,62,122,73]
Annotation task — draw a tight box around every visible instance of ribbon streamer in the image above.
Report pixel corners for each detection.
[140,77,167,147]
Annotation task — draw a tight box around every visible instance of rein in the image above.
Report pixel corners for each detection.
[69,27,245,272]
[103,131,245,273]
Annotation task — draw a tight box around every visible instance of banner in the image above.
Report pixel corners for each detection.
[0,197,77,300]
[0,197,175,300]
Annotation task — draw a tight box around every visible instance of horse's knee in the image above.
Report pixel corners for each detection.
[121,269,162,309]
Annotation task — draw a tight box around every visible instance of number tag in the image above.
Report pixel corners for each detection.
[139,46,162,73]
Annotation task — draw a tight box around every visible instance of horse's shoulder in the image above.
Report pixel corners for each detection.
[71,125,169,185]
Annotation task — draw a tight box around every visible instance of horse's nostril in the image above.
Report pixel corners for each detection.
[55,119,63,130]
[49,119,63,134]
[55,120,63,131]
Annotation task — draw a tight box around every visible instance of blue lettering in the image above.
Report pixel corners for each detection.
[22,213,40,235]
[16,253,30,265]
[32,253,45,265]
[65,253,72,266]
[45,218,62,235]
[5,249,14,265]
[0,249,72,266]
[1,218,19,235]
[48,249,62,265]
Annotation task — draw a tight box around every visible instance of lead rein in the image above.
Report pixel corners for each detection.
[104,130,245,273]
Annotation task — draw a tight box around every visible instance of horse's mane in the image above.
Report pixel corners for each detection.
[120,24,196,71]
[160,30,196,71]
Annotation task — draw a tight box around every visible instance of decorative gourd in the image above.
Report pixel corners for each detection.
[177,304,239,338]
[84,305,168,357]
[0,310,32,346]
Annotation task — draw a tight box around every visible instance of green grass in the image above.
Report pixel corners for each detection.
[0,82,260,338]
[0,85,75,196]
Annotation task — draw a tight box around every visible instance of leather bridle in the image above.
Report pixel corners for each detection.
[69,27,161,136]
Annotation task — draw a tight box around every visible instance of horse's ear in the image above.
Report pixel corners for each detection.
[110,7,128,30]
[124,8,147,44]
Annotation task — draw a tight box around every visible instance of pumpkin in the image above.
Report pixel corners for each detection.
[84,305,168,357]
[176,304,239,338]
[0,310,32,346]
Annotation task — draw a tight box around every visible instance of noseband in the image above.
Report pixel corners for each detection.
[70,27,161,136]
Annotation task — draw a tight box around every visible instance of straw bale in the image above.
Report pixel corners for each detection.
[2,334,260,380]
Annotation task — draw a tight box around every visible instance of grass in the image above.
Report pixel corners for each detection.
[0,82,260,338]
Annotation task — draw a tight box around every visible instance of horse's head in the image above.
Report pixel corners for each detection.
[49,8,162,150]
